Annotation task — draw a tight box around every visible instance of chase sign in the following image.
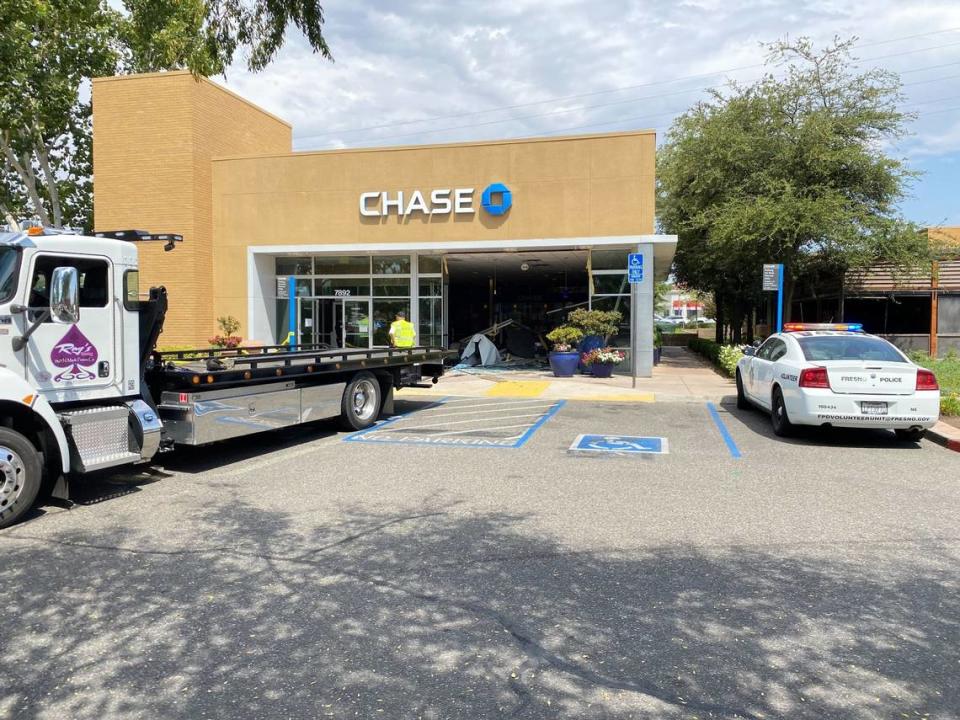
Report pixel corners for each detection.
[359,183,512,218]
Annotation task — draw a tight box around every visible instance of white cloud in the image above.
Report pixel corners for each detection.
[217,0,960,157]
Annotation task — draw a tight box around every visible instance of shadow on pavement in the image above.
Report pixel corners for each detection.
[2,503,957,719]
[718,400,926,450]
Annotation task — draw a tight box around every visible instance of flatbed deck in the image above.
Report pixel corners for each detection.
[149,344,448,391]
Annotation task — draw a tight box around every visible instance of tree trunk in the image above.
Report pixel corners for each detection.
[0,135,50,226]
[714,291,724,344]
[34,140,63,227]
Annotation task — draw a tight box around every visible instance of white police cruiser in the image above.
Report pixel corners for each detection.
[735,323,940,440]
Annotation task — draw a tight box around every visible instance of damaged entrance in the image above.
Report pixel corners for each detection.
[446,248,632,368]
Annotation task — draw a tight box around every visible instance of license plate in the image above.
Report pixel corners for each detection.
[861,401,888,416]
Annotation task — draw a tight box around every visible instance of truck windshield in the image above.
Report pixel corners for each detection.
[0,246,19,304]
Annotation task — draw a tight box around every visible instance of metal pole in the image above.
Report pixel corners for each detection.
[288,274,297,350]
[631,277,638,388]
[776,264,784,333]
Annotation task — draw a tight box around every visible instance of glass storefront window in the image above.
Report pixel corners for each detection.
[316,278,371,297]
[592,273,629,295]
[373,277,410,297]
[591,248,629,271]
[373,300,411,346]
[419,277,442,297]
[590,296,631,346]
[418,255,442,274]
[373,255,410,275]
[315,255,370,275]
[343,300,370,348]
[276,256,313,275]
[419,297,443,348]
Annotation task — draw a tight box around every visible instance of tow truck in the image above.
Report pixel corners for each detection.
[0,227,445,528]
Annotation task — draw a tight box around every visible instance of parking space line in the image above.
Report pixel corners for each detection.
[706,402,742,459]
[514,400,567,448]
[381,411,552,432]
[414,402,556,419]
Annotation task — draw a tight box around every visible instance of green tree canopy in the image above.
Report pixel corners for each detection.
[657,37,928,341]
[0,0,332,231]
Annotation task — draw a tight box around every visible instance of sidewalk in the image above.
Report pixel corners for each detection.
[398,346,734,403]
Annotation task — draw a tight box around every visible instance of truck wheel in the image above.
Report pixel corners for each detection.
[341,372,382,431]
[0,428,43,530]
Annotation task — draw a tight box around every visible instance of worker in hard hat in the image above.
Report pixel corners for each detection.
[388,310,416,348]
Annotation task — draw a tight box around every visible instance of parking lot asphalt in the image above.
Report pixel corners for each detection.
[2,396,959,720]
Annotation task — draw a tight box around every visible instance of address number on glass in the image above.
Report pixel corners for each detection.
[334,289,352,297]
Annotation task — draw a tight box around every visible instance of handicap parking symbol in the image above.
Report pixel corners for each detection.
[569,434,668,455]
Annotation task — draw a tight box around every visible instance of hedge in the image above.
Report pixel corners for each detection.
[689,338,743,378]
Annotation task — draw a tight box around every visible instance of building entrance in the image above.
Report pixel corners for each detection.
[296,297,371,348]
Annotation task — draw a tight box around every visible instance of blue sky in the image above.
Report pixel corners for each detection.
[217,0,960,226]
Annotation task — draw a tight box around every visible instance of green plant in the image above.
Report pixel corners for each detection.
[689,338,743,378]
[909,350,960,416]
[217,315,241,337]
[545,325,584,352]
[567,308,622,337]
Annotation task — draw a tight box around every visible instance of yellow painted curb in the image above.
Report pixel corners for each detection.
[485,381,550,398]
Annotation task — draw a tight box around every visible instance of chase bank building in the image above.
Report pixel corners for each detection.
[92,71,676,375]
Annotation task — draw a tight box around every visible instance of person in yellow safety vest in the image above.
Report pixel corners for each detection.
[389,310,416,348]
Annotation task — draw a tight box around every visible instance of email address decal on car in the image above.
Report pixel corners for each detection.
[815,413,935,423]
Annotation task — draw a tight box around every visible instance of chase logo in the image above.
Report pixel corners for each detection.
[481,183,512,216]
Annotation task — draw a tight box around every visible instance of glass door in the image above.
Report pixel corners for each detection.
[343,299,371,348]
[296,297,317,347]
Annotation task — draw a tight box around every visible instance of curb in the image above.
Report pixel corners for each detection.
[926,421,960,452]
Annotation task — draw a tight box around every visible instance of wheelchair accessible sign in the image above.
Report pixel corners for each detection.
[628,253,644,283]
[569,434,668,455]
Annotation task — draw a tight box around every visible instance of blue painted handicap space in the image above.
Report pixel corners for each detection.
[569,434,668,455]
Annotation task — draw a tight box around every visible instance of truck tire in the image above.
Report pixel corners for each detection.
[340,371,382,431]
[0,428,43,530]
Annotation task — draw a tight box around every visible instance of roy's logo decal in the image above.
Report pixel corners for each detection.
[51,326,98,381]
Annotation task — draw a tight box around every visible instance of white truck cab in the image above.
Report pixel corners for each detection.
[0,226,446,530]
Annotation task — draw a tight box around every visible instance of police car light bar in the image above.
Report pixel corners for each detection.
[783,323,863,332]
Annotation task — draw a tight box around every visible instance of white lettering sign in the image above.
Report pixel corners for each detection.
[359,187,476,217]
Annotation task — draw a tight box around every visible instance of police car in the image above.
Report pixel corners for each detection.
[735,323,940,441]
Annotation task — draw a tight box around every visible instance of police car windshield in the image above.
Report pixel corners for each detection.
[0,246,19,304]
[796,335,906,363]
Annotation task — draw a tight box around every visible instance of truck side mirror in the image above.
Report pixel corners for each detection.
[50,266,80,324]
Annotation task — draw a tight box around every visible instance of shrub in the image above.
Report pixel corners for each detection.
[910,351,960,416]
[545,325,584,352]
[689,338,742,377]
[567,308,622,337]
[217,315,241,337]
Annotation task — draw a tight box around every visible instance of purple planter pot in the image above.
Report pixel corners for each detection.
[590,362,615,378]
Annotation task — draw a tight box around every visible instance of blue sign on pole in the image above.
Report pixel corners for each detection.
[627,252,644,284]
[287,274,296,349]
[569,434,668,455]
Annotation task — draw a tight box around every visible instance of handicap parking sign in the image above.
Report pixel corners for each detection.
[569,434,668,455]
[627,253,644,283]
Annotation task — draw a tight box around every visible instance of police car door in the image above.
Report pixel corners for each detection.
[754,338,787,407]
[746,338,774,398]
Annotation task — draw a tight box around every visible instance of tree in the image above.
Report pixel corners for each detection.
[0,0,332,231]
[657,37,929,343]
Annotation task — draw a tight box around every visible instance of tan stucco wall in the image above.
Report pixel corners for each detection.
[211,132,656,334]
[92,71,292,345]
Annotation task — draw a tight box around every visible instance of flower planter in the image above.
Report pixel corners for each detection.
[578,334,604,373]
[548,351,580,377]
[590,362,615,378]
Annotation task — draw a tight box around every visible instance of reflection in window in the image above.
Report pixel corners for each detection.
[373,255,410,275]
[275,256,313,275]
[315,255,370,275]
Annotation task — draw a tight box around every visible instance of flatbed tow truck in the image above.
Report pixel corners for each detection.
[0,227,444,528]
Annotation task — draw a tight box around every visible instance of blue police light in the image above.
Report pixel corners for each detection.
[481,183,512,216]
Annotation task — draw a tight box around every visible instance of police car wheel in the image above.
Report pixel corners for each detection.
[341,372,381,431]
[735,371,751,410]
[770,387,793,437]
[0,428,42,530]
[895,428,925,443]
